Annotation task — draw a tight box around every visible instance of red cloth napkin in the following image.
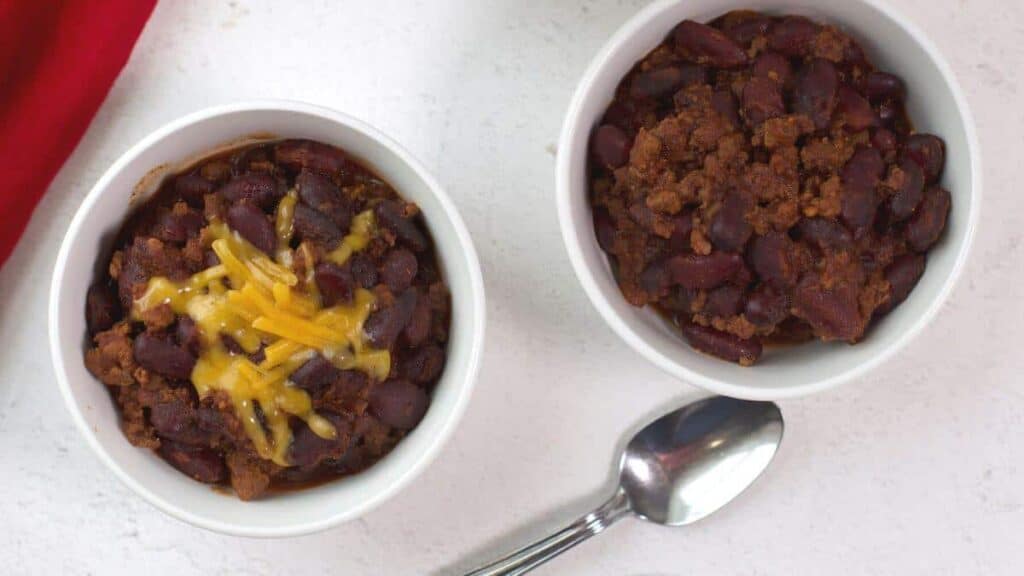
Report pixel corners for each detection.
[0,0,156,268]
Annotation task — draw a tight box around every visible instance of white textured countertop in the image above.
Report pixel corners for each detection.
[1,0,1021,574]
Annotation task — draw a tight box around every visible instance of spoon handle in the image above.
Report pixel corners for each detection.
[464,487,631,576]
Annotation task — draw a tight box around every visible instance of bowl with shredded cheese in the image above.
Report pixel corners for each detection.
[49,100,485,537]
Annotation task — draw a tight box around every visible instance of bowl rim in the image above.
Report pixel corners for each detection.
[555,0,982,400]
[48,99,487,537]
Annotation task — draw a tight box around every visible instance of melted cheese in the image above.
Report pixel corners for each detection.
[133,207,384,466]
[328,209,376,265]
[274,189,298,265]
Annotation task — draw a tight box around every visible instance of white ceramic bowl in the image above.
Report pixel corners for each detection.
[557,0,980,400]
[49,101,486,537]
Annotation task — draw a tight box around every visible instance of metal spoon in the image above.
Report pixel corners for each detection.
[465,396,784,575]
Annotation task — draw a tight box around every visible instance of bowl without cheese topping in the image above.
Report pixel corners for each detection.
[556,0,980,399]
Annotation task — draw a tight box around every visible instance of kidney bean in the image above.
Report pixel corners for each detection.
[226,203,275,254]
[290,354,341,397]
[230,144,273,176]
[86,283,118,335]
[150,398,204,444]
[880,253,926,314]
[890,157,925,221]
[640,260,672,298]
[191,406,227,440]
[680,322,762,365]
[667,252,743,290]
[668,209,695,254]
[711,90,740,127]
[723,15,772,46]
[844,145,885,183]
[792,275,861,341]
[872,203,894,236]
[296,170,352,230]
[877,101,899,126]
[293,203,343,249]
[594,207,618,253]
[793,59,838,130]
[734,261,754,285]
[744,284,789,327]
[364,290,418,349]
[375,200,429,252]
[902,134,945,183]
[380,248,418,293]
[158,440,226,484]
[709,190,752,252]
[203,250,221,269]
[591,124,632,170]
[871,128,897,157]
[752,52,793,87]
[370,379,429,429]
[660,285,699,313]
[415,257,441,285]
[325,441,372,475]
[221,334,245,355]
[840,147,884,231]
[134,333,196,380]
[249,346,266,365]
[841,184,876,233]
[836,85,878,132]
[174,173,215,207]
[906,187,951,252]
[602,100,638,132]
[153,208,204,244]
[175,316,201,356]
[274,139,350,176]
[863,71,905,102]
[350,253,379,289]
[630,66,686,100]
[315,261,354,307]
[678,63,709,87]
[673,20,748,68]
[403,291,432,347]
[742,77,785,127]
[219,173,286,210]
[400,345,446,384]
[289,413,351,468]
[768,16,819,56]
[704,284,745,317]
[798,217,853,251]
[749,232,798,287]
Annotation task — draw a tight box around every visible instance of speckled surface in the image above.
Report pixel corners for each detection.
[1,0,1021,574]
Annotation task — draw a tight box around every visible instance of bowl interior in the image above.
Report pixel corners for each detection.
[50,103,483,536]
[559,0,978,399]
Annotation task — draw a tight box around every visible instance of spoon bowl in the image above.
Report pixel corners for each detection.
[621,396,784,526]
[467,396,784,575]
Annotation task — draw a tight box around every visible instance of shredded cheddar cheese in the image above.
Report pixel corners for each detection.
[328,209,376,265]
[132,207,384,466]
[274,189,298,265]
